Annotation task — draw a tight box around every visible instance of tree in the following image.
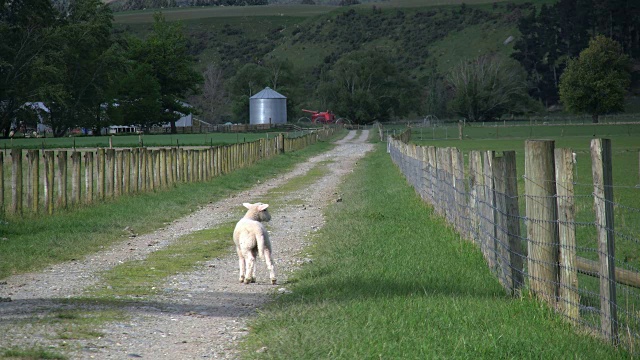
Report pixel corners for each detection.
[227,63,268,122]
[188,64,227,124]
[447,55,532,122]
[40,0,119,137]
[130,13,202,134]
[0,0,59,136]
[263,56,294,91]
[318,49,418,124]
[108,63,162,130]
[559,35,630,123]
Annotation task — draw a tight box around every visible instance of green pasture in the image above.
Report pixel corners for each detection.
[0,131,302,150]
[111,0,555,25]
[113,5,333,23]
[241,141,630,359]
[410,123,640,341]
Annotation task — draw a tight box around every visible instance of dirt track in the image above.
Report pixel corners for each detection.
[0,130,374,359]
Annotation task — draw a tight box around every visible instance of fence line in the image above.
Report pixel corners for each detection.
[388,130,640,352]
[1,129,333,217]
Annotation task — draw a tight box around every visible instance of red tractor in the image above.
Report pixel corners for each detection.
[302,109,336,124]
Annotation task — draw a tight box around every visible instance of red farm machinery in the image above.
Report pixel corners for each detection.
[302,109,336,124]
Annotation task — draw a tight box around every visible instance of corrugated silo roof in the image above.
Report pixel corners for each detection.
[250,87,287,99]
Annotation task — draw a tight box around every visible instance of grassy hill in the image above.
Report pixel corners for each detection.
[111,0,554,119]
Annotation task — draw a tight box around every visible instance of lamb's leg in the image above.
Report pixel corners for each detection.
[244,250,256,284]
[236,248,245,283]
[263,247,276,285]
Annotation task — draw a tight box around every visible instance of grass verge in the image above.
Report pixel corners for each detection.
[0,129,346,279]
[239,143,630,359]
[91,224,235,298]
[0,347,67,360]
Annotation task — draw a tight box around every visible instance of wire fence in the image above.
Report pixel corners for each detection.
[387,130,640,353]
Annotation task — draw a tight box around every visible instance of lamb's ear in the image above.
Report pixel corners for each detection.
[257,203,269,211]
[243,203,252,209]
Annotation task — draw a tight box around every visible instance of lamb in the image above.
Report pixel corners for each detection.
[233,202,276,285]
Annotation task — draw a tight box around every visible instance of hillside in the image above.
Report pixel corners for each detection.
[113,0,539,122]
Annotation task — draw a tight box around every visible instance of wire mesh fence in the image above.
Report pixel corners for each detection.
[388,130,640,352]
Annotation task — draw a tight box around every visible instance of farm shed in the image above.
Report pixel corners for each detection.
[249,87,287,125]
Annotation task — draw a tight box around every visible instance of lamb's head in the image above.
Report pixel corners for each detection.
[242,202,271,222]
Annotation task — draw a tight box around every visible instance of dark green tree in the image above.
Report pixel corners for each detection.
[107,63,162,130]
[447,55,533,122]
[512,0,640,107]
[40,0,118,137]
[559,35,630,123]
[227,63,268,122]
[318,49,418,124]
[129,13,202,133]
[0,0,59,136]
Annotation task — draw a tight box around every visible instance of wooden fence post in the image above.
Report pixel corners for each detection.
[71,151,81,205]
[169,148,176,186]
[114,150,123,196]
[451,147,465,233]
[492,153,509,290]
[97,149,105,200]
[123,149,131,194]
[84,152,94,203]
[555,148,580,323]
[0,153,4,212]
[195,150,201,182]
[159,149,167,188]
[44,151,55,214]
[524,140,559,306]
[27,150,39,213]
[483,151,497,271]
[591,138,618,343]
[105,149,115,198]
[503,151,523,293]
[427,146,437,208]
[492,151,523,294]
[187,150,194,182]
[56,151,68,208]
[140,149,147,192]
[153,150,160,189]
[278,133,285,154]
[468,151,483,244]
[131,149,139,193]
[435,147,445,216]
[11,149,22,215]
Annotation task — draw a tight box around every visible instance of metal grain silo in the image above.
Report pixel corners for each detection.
[249,87,287,125]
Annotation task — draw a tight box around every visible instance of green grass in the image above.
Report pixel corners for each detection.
[92,224,235,298]
[0,132,279,150]
[409,123,640,348]
[113,5,334,24]
[0,347,67,360]
[0,129,347,280]
[239,142,629,359]
[261,159,332,207]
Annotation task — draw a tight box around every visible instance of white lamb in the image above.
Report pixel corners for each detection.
[233,202,276,285]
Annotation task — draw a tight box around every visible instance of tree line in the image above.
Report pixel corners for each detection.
[1,0,201,137]
[511,0,640,109]
[3,1,637,133]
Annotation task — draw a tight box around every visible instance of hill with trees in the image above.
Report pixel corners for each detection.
[3,0,639,135]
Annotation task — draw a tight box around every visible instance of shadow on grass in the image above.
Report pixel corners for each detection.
[287,274,506,304]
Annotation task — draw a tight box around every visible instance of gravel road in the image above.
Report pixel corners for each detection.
[0,130,374,359]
